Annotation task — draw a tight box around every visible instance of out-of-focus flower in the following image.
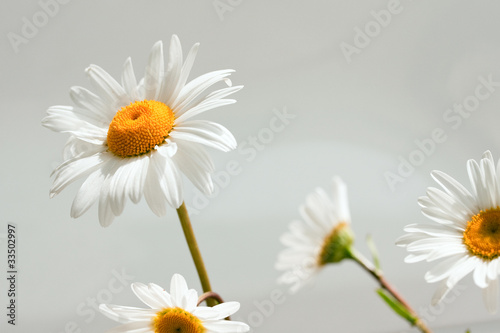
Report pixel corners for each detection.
[276,177,354,293]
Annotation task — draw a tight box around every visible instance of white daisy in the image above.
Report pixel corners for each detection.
[99,273,250,333]
[42,35,242,226]
[275,177,354,293]
[397,150,500,313]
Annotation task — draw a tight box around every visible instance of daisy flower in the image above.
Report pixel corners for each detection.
[99,273,250,333]
[397,151,500,313]
[275,177,354,293]
[42,35,242,226]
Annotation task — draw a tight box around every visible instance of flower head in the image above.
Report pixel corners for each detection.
[43,35,242,226]
[275,177,354,293]
[99,274,249,333]
[397,151,500,313]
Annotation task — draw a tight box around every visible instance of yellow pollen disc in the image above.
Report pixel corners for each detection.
[463,208,500,260]
[152,307,206,333]
[107,100,175,157]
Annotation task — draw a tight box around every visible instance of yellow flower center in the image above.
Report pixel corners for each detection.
[463,208,500,260]
[107,100,175,157]
[318,222,353,265]
[152,307,206,333]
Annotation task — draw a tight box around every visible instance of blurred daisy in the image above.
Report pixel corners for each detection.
[43,35,242,226]
[99,273,249,333]
[275,177,354,293]
[397,151,500,313]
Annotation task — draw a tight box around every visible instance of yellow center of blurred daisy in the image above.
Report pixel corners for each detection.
[152,307,205,333]
[107,100,175,157]
[463,208,500,260]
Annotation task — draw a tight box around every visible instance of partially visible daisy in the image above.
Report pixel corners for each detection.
[99,273,250,333]
[275,177,354,293]
[397,151,500,313]
[43,35,242,226]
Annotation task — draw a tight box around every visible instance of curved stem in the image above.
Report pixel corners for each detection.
[348,248,432,333]
[197,291,225,306]
[198,292,231,320]
[176,202,217,307]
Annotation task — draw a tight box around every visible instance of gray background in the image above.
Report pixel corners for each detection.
[2,0,500,332]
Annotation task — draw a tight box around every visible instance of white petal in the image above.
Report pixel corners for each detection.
[425,254,468,283]
[121,58,140,101]
[98,172,118,227]
[171,69,234,112]
[395,233,427,247]
[488,259,500,281]
[71,168,106,218]
[86,65,129,108]
[152,149,183,208]
[158,35,183,105]
[209,302,240,320]
[426,187,469,223]
[103,321,151,333]
[170,274,189,308]
[171,141,214,195]
[430,170,477,215]
[108,161,133,217]
[473,260,490,288]
[483,278,498,314]
[407,238,461,252]
[70,86,113,119]
[148,283,173,308]
[468,159,490,210]
[183,289,198,312]
[191,306,219,320]
[127,156,149,204]
[445,255,477,289]
[175,98,237,124]
[171,120,236,152]
[131,283,164,309]
[482,157,500,207]
[203,320,250,332]
[99,304,155,324]
[63,136,103,160]
[144,41,164,100]
[50,153,108,197]
[175,85,243,122]
[403,224,463,237]
[420,206,459,225]
[173,42,199,99]
[482,150,495,164]
[431,280,453,305]
[144,156,168,217]
[426,244,468,262]
[330,176,350,223]
[43,106,107,143]
[404,253,428,263]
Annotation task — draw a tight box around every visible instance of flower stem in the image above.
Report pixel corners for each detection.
[176,202,216,307]
[197,291,224,306]
[348,248,432,333]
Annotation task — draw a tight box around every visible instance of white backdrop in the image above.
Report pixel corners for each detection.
[2,1,500,332]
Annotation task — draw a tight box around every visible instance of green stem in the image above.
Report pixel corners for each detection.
[348,248,432,333]
[176,202,216,307]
